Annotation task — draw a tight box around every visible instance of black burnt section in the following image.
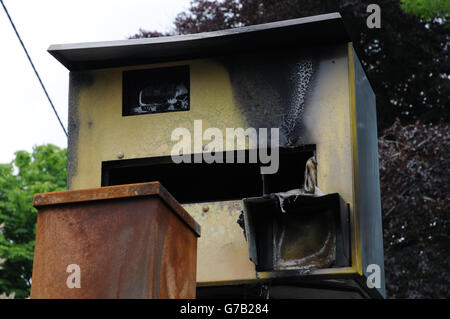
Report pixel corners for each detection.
[220,48,318,147]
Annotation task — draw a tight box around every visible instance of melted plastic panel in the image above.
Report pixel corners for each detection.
[243,193,350,272]
[273,209,336,270]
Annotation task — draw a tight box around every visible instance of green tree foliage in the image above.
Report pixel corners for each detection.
[401,0,449,24]
[0,144,67,298]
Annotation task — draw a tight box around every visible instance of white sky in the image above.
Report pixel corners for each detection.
[0,0,191,163]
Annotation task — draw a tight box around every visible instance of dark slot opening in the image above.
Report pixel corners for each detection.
[102,146,315,204]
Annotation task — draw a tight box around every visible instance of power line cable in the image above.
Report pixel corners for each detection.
[0,0,68,137]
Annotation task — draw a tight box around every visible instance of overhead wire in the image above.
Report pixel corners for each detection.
[0,0,68,137]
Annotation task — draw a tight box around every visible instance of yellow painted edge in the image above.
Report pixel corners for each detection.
[197,267,359,287]
[307,266,356,276]
[347,42,363,276]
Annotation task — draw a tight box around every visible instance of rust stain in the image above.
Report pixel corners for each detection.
[30,183,198,299]
[33,182,200,237]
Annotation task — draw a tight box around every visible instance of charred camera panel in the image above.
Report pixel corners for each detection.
[101,146,314,204]
[122,65,190,116]
[243,193,350,272]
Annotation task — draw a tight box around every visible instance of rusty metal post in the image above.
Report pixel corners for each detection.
[30,182,200,299]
